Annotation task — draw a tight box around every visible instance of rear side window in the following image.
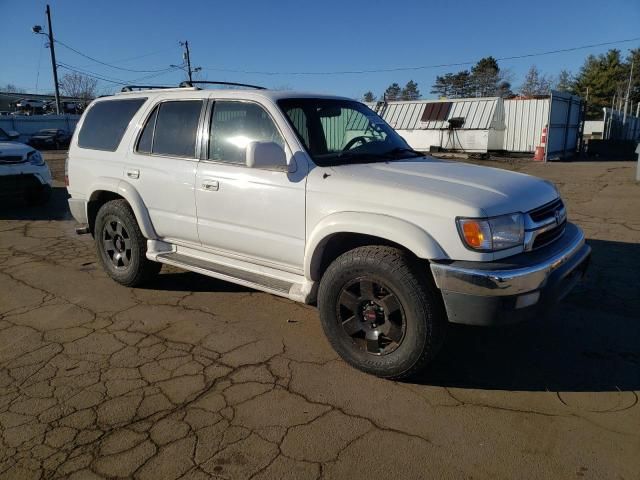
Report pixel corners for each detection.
[138,100,202,157]
[78,98,146,151]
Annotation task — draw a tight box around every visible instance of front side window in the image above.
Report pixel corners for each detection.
[209,101,284,164]
[145,100,203,157]
[78,98,146,151]
[278,98,420,166]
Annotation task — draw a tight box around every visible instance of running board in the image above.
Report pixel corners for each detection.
[156,251,294,295]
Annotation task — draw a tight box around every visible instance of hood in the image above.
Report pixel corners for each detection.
[0,141,33,160]
[312,156,558,217]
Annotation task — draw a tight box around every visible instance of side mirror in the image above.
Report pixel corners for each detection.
[7,131,20,140]
[245,141,287,170]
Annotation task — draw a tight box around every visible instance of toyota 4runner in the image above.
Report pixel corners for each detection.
[66,82,591,379]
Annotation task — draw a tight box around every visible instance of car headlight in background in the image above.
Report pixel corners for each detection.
[457,213,524,251]
[27,150,45,166]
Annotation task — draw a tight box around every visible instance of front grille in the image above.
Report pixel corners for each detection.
[532,221,566,249]
[529,198,564,223]
[0,156,26,164]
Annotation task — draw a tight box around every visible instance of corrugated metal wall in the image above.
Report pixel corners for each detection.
[372,98,504,131]
[502,98,550,152]
[602,108,640,141]
[546,91,583,160]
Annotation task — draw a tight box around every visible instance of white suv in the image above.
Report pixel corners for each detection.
[66,82,590,379]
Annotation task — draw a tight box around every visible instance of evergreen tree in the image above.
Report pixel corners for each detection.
[363,91,376,102]
[383,83,402,101]
[401,80,420,100]
[471,57,500,97]
[573,49,628,118]
[431,73,455,98]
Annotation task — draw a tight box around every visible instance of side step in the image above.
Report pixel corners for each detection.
[156,251,294,295]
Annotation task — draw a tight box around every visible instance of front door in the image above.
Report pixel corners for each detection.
[195,100,306,271]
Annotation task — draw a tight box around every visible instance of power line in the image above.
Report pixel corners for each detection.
[74,46,179,69]
[200,37,640,76]
[55,38,173,73]
[57,62,130,85]
[57,61,181,86]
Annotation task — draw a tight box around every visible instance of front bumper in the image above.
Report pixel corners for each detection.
[430,222,590,326]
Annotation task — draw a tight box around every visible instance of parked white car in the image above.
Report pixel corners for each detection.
[0,128,52,204]
[66,83,591,379]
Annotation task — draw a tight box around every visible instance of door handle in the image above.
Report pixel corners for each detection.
[202,180,219,191]
[126,168,140,179]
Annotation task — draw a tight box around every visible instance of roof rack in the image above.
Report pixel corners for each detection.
[120,85,174,92]
[179,80,266,90]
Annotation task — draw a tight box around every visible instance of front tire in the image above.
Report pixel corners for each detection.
[94,199,161,287]
[318,246,446,380]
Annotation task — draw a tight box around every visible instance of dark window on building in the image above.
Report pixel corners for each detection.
[420,102,452,122]
[151,100,202,157]
[78,98,146,151]
[136,106,158,154]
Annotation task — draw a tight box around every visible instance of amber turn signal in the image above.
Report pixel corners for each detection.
[462,221,485,248]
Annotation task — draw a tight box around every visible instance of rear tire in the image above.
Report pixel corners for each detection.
[318,246,446,380]
[94,199,161,287]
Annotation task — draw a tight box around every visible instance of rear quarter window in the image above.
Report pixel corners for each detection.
[78,98,146,151]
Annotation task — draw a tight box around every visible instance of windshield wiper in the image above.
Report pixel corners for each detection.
[320,147,423,166]
[382,147,424,158]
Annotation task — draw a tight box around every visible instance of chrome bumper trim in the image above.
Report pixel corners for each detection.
[430,223,587,297]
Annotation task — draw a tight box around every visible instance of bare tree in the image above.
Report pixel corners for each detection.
[2,83,26,93]
[519,66,552,97]
[59,73,98,101]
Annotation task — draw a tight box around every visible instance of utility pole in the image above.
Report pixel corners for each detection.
[177,41,200,83]
[45,5,61,115]
[33,5,61,114]
[184,41,193,83]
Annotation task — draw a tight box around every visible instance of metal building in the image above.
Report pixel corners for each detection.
[368,97,506,153]
[367,91,585,160]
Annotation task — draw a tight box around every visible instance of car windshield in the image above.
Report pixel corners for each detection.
[277,98,422,167]
[0,128,9,141]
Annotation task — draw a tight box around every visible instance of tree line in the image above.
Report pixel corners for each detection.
[362,49,640,119]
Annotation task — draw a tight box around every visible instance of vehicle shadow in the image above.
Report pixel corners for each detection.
[0,186,71,221]
[413,239,640,392]
[141,270,252,294]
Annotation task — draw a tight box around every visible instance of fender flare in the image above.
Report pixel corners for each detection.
[87,177,158,239]
[305,211,446,280]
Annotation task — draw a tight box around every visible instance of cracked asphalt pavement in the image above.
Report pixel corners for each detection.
[1,153,639,479]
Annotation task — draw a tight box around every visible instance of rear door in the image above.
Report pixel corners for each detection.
[194,99,306,271]
[125,98,204,244]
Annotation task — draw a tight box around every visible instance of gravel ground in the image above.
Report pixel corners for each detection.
[0,152,638,479]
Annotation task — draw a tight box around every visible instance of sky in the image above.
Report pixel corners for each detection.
[1,0,639,99]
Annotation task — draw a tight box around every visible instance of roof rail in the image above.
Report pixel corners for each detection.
[120,85,174,92]
[179,80,266,90]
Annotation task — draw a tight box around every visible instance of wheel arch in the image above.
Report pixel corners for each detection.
[306,212,446,281]
[87,179,157,239]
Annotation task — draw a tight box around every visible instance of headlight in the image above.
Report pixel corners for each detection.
[28,150,45,166]
[457,213,524,251]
